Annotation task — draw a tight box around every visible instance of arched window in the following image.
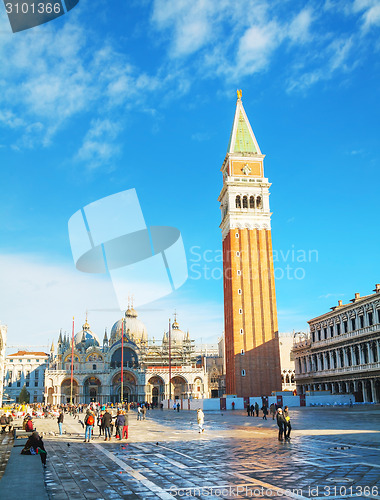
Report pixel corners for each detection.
[256,196,262,208]
[235,195,241,208]
[281,374,284,383]
[291,374,295,383]
[249,196,255,208]
[242,196,248,208]
[285,374,290,384]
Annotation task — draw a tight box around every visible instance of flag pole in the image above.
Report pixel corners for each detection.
[121,317,124,405]
[169,318,172,403]
[70,317,74,405]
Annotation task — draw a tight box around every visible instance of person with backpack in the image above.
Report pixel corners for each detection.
[276,408,287,441]
[25,416,34,432]
[84,411,95,442]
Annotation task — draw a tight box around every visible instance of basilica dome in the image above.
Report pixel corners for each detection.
[74,320,100,348]
[111,308,148,343]
[163,319,187,345]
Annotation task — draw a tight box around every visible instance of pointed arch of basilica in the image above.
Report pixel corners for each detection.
[111,371,137,403]
[83,376,102,404]
[61,378,79,404]
[147,376,165,405]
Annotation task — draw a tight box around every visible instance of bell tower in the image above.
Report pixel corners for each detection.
[219,90,281,397]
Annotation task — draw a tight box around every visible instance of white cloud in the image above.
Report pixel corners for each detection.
[288,8,314,43]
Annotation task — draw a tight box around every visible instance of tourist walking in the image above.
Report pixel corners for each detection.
[137,406,142,421]
[261,405,268,420]
[254,402,259,417]
[176,402,180,412]
[57,410,64,435]
[115,411,125,440]
[102,409,112,441]
[84,411,95,442]
[270,403,276,420]
[122,410,129,439]
[276,408,286,441]
[250,404,254,417]
[283,406,291,441]
[197,408,204,433]
[97,412,103,436]
[246,404,250,417]
[142,405,147,420]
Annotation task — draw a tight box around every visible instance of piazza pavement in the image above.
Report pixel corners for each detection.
[0,405,379,499]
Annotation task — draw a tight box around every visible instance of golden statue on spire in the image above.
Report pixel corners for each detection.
[237,89,242,100]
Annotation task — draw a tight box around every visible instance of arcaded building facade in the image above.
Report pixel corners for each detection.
[44,309,208,405]
[293,285,380,403]
[218,91,281,397]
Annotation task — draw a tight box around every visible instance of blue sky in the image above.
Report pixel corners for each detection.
[0,0,379,348]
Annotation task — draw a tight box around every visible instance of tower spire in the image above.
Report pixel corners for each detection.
[227,89,261,155]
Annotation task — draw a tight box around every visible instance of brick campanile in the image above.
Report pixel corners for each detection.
[218,91,281,397]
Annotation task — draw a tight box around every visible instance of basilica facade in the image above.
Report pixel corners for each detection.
[44,309,208,405]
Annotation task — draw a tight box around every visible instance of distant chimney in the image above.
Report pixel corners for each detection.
[374,284,380,293]
[355,292,360,300]
[338,300,343,306]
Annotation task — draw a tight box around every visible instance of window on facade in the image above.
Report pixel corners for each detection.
[236,251,240,257]
[343,321,348,333]
[285,374,290,384]
[312,332,315,342]
[249,196,255,209]
[291,374,295,383]
[238,289,242,295]
[240,329,244,335]
[17,382,20,387]
[256,196,262,208]
[323,328,327,339]
[235,195,241,208]
[19,360,22,363]
[235,233,239,238]
[93,364,96,370]
[35,371,39,379]
[26,371,30,379]
[35,381,38,387]
[330,326,334,337]
[26,381,29,387]
[351,318,356,331]
[17,371,21,379]
[368,312,373,325]
[359,315,364,328]
[237,270,241,276]
[9,359,13,363]
[317,330,321,341]
[27,359,31,363]
[8,381,12,387]
[241,369,246,376]
[241,349,244,355]
[242,196,248,208]
[36,359,39,363]
[377,309,380,323]
[239,308,243,314]
[337,323,341,335]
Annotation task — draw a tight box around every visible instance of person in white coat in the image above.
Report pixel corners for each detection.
[197,408,204,433]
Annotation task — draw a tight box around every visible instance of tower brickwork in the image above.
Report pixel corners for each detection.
[219,92,281,397]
